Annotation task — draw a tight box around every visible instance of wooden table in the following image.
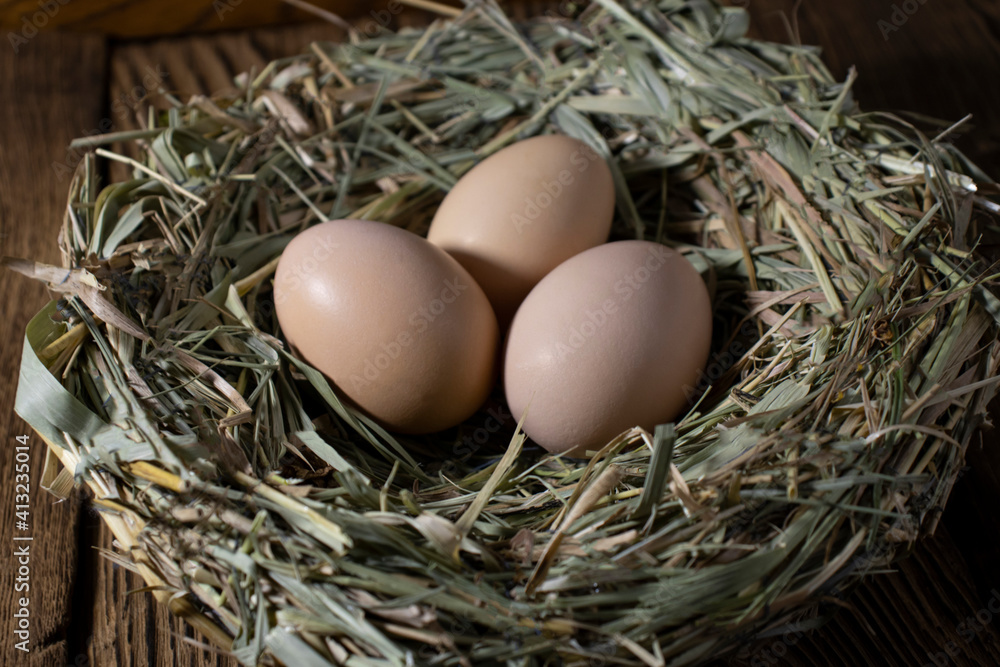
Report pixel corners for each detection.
[2,2,1000,665]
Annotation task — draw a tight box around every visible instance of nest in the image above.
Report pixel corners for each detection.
[10,1,1000,665]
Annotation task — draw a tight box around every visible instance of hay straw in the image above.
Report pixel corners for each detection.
[7,1,1000,665]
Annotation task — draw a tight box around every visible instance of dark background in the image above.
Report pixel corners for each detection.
[1,1,999,665]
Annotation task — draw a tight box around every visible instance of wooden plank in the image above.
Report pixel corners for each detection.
[742,0,1000,609]
[0,0,375,38]
[85,23,350,667]
[743,0,1000,177]
[721,527,1000,667]
[723,1,1000,663]
[0,32,107,667]
[1,0,612,38]
[81,514,237,667]
[100,12,1000,667]
[3,2,997,666]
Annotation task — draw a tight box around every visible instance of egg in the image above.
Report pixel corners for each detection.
[274,219,499,434]
[427,134,615,326]
[503,240,712,457]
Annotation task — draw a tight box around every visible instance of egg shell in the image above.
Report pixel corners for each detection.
[427,134,615,325]
[503,240,712,456]
[274,219,499,434]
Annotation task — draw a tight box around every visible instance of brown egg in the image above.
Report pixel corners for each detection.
[274,219,499,434]
[427,134,615,326]
[503,241,712,457]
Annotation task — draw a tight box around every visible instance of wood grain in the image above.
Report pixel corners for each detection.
[744,0,1000,193]
[81,514,236,667]
[86,23,353,667]
[0,0,375,38]
[721,528,1000,667]
[0,32,106,667]
[2,1,1000,666]
[741,0,1000,618]
[98,6,1000,664]
[742,4,1000,663]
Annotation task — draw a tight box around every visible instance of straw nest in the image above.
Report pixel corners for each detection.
[10,1,1000,665]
